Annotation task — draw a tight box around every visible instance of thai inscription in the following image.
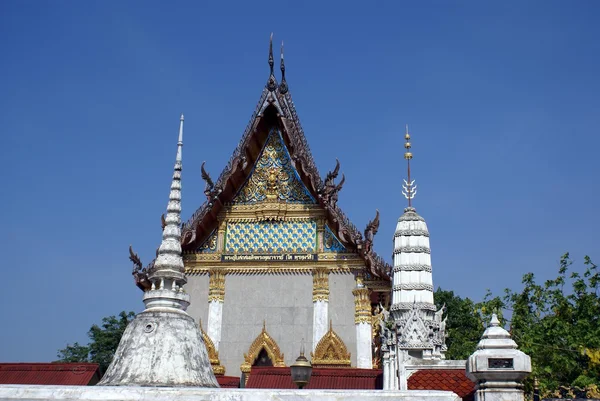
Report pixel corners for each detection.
[221,253,318,262]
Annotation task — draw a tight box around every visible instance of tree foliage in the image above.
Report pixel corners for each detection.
[57,311,135,373]
[505,253,599,393]
[436,254,599,393]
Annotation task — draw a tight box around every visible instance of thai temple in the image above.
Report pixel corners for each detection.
[0,36,535,401]
[121,36,468,393]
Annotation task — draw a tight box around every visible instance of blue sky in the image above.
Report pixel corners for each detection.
[1,1,598,362]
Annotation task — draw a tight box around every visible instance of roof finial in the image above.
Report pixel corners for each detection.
[267,33,277,91]
[279,40,288,94]
[402,124,417,207]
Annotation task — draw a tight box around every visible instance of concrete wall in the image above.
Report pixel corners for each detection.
[328,271,358,367]
[186,273,209,325]
[185,271,358,376]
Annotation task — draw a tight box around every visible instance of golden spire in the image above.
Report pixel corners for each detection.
[402,124,417,207]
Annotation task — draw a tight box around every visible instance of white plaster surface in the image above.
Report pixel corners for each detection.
[185,273,209,322]
[312,300,328,351]
[207,301,223,351]
[0,385,461,401]
[355,322,372,369]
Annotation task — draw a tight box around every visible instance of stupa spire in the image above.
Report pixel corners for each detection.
[148,113,186,285]
[402,125,417,207]
[98,114,218,387]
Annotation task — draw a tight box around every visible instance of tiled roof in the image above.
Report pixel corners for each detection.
[0,363,101,386]
[408,369,475,401]
[216,375,240,388]
[246,367,382,389]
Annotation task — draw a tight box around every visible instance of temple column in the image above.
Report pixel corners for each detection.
[352,275,372,369]
[312,267,329,351]
[207,269,225,351]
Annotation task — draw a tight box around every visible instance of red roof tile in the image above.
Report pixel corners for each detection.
[408,369,475,401]
[0,363,101,386]
[246,367,382,389]
[217,375,240,388]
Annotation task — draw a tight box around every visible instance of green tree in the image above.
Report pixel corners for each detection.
[504,254,600,393]
[57,311,135,373]
[434,288,506,360]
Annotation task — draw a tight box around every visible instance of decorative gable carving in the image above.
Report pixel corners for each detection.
[240,321,285,374]
[234,128,315,205]
[311,321,351,367]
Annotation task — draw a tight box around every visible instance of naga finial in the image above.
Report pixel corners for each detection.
[129,245,143,271]
[161,214,166,230]
[279,40,288,94]
[267,33,277,91]
[201,161,215,197]
[402,124,417,207]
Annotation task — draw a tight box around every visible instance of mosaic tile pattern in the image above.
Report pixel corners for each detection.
[196,229,218,253]
[323,224,346,252]
[234,128,315,204]
[225,220,317,253]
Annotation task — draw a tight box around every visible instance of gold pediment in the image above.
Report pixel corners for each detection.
[240,321,285,373]
[311,321,351,367]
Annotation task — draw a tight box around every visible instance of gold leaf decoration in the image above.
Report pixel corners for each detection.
[311,321,351,367]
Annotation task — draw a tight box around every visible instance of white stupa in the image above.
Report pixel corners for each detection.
[390,126,446,361]
[98,114,219,387]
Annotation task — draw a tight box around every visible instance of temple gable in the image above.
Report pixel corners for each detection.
[234,128,315,205]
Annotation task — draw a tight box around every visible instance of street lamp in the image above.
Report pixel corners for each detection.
[290,341,312,389]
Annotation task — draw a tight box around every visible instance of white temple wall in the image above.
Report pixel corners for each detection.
[220,274,314,376]
[186,274,210,324]
[328,271,358,367]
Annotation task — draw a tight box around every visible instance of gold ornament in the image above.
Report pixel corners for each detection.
[312,267,330,302]
[240,321,286,374]
[352,287,371,324]
[311,321,351,367]
[198,320,225,375]
[208,269,225,302]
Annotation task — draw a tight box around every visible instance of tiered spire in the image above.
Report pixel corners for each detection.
[148,113,186,285]
[402,125,417,207]
[99,114,218,387]
[391,125,446,360]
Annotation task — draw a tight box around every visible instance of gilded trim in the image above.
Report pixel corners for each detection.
[311,321,351,367]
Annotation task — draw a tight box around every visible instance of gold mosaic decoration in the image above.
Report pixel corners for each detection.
[198,320,225,375]
[234,129,315,204]
[240,321,286,374]
[225,220,316,253]
[311,321,351,367]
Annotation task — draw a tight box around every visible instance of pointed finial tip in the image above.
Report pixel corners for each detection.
[490,313,500,326]
[180,113,184,121]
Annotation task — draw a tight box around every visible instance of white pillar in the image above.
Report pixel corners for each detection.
[313,300,328,350]
[312,267,329,350]
[207,269,225,351]
[382,351,390,390]
[352,277,373,369]
[207,301,223,351]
